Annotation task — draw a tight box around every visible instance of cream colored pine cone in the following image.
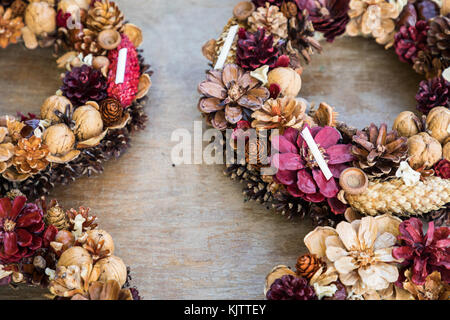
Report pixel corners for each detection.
[248,4,288,43]
[343,176,450,217]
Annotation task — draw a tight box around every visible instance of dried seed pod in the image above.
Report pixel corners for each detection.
[136,74,152,100]
[97,29,121,50]
[267,67,302,97]
[233,1,255,22]
[393,111,423,138]
[92,56,110,77]
[202,39,216,62]
[43,123,75,155]
[25,1,56,36]
[313,102,338,127]
[122,23,143,47]
[426,107,450,144]
[57,246,93,269]
[73,105,104,141]
[339,168,369,195]
[93,256,127,287]
[408,132,443,169]
[54,230,75,251]
[40,95,73,123]
[84,229,115,259]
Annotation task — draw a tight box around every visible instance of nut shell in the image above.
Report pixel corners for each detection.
[407,132,443,169]
[339,168,369,195]
[94,256,127,287]
[57,246,93,268]
[122,23,143,47]
[43,123,75,155]
[393,111,422,138]
[73,105,104,141]
[55,230,76,251]
[233,1,256,22]
[426,107,450,144]
[40,95,73,123]
[267,67,302,97]
[85,229,115,256]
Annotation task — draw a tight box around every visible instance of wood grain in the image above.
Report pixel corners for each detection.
[0,0,423,300]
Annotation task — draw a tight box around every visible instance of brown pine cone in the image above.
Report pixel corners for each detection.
[427,15,450,62]
[9,0,25,17]
[296,254,324,279]
[0,6,23,48]
[248,3,288,43]
[351,123,408,178]
[413,50,449,79]
[45,205,69,231]
[12,136,50,175]
[87,0,124,34]
[99,97,123,126]
[72,28,106,56]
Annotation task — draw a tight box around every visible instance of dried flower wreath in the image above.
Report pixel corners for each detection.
[0,190,141,300]
[199,0,449,300]
[0,0,152,200]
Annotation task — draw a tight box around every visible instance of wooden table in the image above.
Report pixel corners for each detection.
[0,0,422,299]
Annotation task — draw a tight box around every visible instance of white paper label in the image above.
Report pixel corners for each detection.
[115,48,128,84]
[301,127,333,181]
[214,25,239,70]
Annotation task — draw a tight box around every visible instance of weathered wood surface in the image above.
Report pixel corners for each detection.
[0,0,422,300]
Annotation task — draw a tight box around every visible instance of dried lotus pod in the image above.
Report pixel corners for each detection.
[122,23,143,47]
[267,67,302,97]
[313,102,338,127]
[233,1,255,22]
[97,29,121,50]
[73,104,104,141]
[426,107,450,144]
[25,1,56,36]
[93,255,127,287]
[393,111,424,138]
[408,132,443,169]
[264,265,297,296]
[57,246,93,269]
[40,95,73,123]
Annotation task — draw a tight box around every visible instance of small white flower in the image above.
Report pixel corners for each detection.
[72,214,86,239]
[313,283,338,300]
[45,268,56,281]
[396,161,421,186]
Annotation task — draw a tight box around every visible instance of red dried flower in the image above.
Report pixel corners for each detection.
[56,9,72,28]
[0,196,45,264]
[393,218,450,285]
[394,20,429,64]
[434,160,450,179]
[107,35,141,108]
[236,28,280,71]
[416,76,450,115]
[271,125,354,214]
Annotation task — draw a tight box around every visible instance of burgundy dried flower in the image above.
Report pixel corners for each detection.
[236,28,280,71]
[61,64,108,106]
[266,275,317,300]
[295,0,350,42]
[394,20,429,64]
[271,125,354,214]
[434,159,450,179]
[56,9,72,28]
[393,218,450,285]
[0,196,45,264]
[415,76,450,115]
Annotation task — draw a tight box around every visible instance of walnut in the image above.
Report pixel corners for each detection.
[40,95,73,123]
[73,105,104,141]
[25,2,56,36]
[407,132,443,169]
[393,111,422,138]
[426,107,450,144]
[43,123,75,155]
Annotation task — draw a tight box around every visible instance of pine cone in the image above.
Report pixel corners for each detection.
[252,0,285,7]
[351,123,408,178]
[86,0,124,34]
[61,64,108,106]
[296,254,324,279]
[72,28,105,56]
[67,207,98,232]
[413,50,449,79]
[415,76,450,115]
[266,275,317,300]
[283,9,322,65]
[308,203,345,227]
[99,97,123,126]
[127,99,148,133]
[248,3,288,43]
[44,204,69,231]
[425,204,449,227]
[344,176,450,217]
[0,6,23,48]
[9,0,26,18]
[427,15,450,62]
[214,18,244,65]
[12,136,49,175]
[394,20,429,64]
[396,1,440,28]
[236,27,279,71]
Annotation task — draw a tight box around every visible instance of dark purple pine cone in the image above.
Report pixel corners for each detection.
[252,0,285,7]
[266,275,317,300]
[295,0,350,42]
[236,27,279,71]
[61,65,108,106]
[416,76,450,115]
[394,20,429,64]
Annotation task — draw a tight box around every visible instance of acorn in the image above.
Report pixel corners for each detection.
[339,168,368,195]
